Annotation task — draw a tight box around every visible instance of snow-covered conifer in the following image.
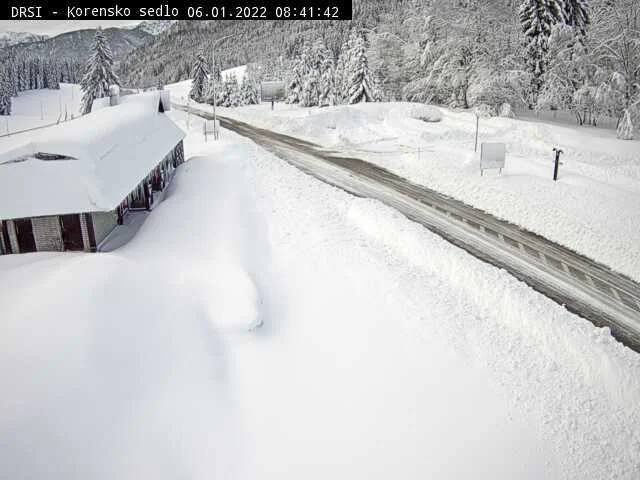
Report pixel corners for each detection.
[240,76,259,105]
[617,109,634,140]
[0,68,12,116]
[317,41,335,107]
[345,31,381,104]
[334,50,349,104]
[286,48,307,104]
[218,73,240,107]
[189,52,209,103]
[562,0,590,38]
[80,28,119,114]
[519,0,564,107]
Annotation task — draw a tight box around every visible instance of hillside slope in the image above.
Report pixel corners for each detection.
[4,27,152,66]
[118,0,399,87]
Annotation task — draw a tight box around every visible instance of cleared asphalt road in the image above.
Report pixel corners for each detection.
[176,104,640,353]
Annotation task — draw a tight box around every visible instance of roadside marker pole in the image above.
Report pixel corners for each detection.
[474,114,479,152]
[552,148,564,181]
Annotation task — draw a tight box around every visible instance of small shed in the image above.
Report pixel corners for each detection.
[0,91,185,255]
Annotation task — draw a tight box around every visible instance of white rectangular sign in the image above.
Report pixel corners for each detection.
[480,142,505,172]
[260,81,285,101]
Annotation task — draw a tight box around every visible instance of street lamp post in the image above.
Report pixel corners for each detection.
[211,34,235,140]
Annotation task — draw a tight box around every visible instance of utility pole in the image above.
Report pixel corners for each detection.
[187,96,191,129]
[210,34,236,141]
[211,49,218,140]
[552,148,563,181]
[474,113,479,152]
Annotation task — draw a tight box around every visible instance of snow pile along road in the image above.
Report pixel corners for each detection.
[206,99,640,283]
[0,108,639,479]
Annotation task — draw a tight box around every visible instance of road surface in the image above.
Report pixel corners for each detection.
[176,104,640,353]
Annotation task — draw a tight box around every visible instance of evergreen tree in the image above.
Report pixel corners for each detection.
[519,0,564,108]
[189,52,209,103]
[562,0,590,38]
[19,59,28,91]
[316,40,336,107]
[617,109,634,139]
[221,73,240,107]
[7,62,19,97]
[286,49,306,104]
[334,50,349,104]
[240,76,259,105]
[45,60,60,90]
[0,68,12,116]
[80,28,119,114]
[297,40,335,107]
[345,31,381,104]
[299,44,319,107]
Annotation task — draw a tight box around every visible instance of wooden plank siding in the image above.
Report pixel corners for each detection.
[32,216,63,251]
[7,220,20,253]
[78,213,92,252]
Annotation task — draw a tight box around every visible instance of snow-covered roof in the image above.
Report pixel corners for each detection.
[0,91,185,220]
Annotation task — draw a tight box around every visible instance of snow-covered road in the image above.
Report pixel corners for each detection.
[176,104,640,352]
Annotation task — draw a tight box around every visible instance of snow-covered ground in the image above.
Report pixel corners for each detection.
[181,99,640,283]
[1,105,639,479]
[2,84,82,135]
[166,65,247,105]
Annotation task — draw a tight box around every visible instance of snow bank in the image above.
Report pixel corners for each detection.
[211,101,640,282]
[2,84,82,136]
[1,107,639,479]
[0,142,270,478]
[406,103,442,122]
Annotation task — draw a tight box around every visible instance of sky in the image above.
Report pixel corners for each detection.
[0,20,141,36]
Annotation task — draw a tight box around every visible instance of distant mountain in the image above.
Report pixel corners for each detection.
[0,31,47,48]
[135,20,178,36]
[3,27,152,66]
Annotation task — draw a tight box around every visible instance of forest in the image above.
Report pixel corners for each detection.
[1,0,639,137]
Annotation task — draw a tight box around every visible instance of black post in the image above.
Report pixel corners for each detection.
[552,148,563,181]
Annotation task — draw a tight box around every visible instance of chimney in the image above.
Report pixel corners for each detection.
[109,85,120,106]
[159,90,171,112]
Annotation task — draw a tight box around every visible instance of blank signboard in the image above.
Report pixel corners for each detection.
[480,142,506,174]
[260,81,286,101]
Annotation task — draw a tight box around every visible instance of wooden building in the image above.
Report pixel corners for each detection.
[0,91,185,255]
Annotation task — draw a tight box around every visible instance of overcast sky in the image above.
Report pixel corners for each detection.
[0,20,141,36]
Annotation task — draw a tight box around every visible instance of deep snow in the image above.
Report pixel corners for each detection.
[175,97,640,283]
[1,105,639,479]
[2,84,82,135]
